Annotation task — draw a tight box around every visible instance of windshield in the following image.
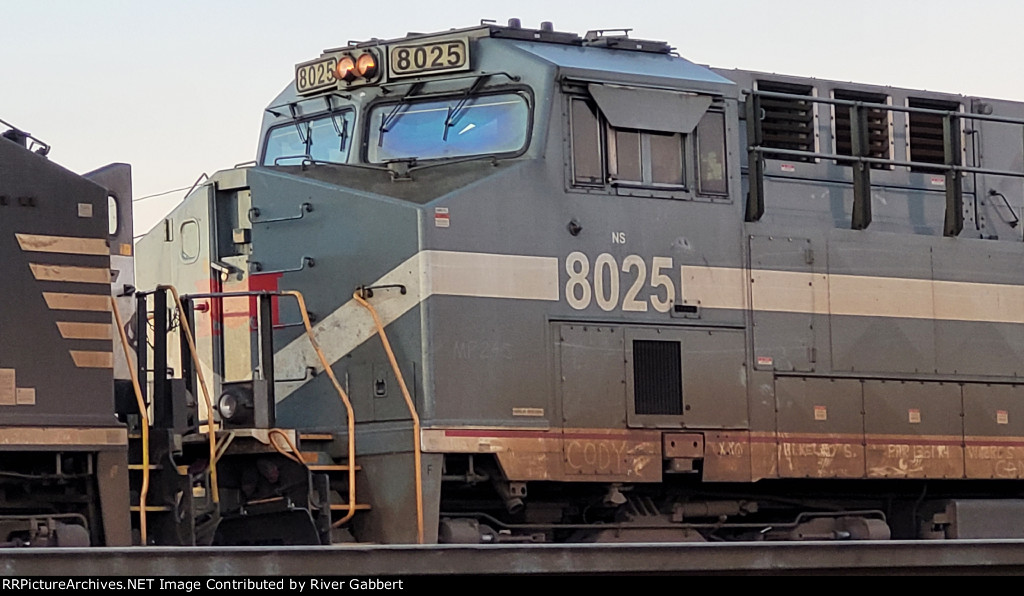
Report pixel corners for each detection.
[262,111,354,166]
[368,93,529,163]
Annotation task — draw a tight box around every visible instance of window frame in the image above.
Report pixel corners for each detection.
[566,91,729,201]
[260,108,356,166]
[694,109,730,197]
[606,125,686,190]
[362,87,534,165]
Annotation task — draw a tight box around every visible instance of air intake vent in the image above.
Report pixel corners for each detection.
[833,90,891,169]
[908,97,961,172]
[632,340,682,416]
[757,81,815,162]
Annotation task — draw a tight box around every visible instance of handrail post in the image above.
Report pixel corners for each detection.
[944,113,964,237]
[851,103,873,230]
[745,93,765,222]
[353,289,425,544]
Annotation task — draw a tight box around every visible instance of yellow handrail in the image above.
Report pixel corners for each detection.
[352,289,424,545]
[282,291,361,527]
[157,285,219,504]
[110,296,150,545]
[268,428,304,466]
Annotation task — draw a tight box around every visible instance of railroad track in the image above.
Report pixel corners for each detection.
[4,541,1024,576]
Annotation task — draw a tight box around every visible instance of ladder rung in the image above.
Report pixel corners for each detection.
[300,433,334,441]
[130,505,172,512]
[307,464,361,472]
[329,503,371,511]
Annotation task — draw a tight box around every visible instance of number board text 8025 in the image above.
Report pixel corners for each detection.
[295,57,338,95]
[389,39,469,78]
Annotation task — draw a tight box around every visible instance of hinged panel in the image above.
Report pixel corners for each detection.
[749,235,816,372]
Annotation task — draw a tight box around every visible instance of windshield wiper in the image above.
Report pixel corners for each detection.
[378,82,424,147]
[286,104,314,158]
[330,112,348,152]
[442,75,490,142]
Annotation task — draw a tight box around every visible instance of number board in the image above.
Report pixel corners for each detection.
[295,56,338,95]
[389,38,470,78]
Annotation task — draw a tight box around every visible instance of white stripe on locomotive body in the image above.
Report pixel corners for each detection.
[275,250,559,401]
[275,250,1024,400]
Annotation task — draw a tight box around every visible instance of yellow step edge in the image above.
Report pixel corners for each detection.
[130,505,172,512]
[307,464,361,472]
[299,433,334,441]
[128,464,161,470]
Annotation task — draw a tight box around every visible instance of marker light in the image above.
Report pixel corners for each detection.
[335,56,357,82]
[356,53,378,78]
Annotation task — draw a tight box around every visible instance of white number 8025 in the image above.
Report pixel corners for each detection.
[565,252,676,313]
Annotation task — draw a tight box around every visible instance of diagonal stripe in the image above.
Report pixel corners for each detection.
[276,250,558,402]
[56,321,112,340]
[70,351,113,369]
[30,263,110,284]
[16,234,109,256]
[43,292,110,312]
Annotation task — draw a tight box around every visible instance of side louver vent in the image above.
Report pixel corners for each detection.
[757,80,816,162]
[907,97,961,172]
[633,340,682,416]
[833,90,891,169]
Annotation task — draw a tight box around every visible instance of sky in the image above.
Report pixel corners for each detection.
[3,0,1023,236]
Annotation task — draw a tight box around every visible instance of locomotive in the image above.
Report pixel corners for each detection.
[9,18,1024,546]
[137,19,1024,543]
[0,121,321,547]
[0,121,133,546]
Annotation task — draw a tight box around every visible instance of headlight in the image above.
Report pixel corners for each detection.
[335,56,356,82]
[356,53,377,78]
[218,391,238,420]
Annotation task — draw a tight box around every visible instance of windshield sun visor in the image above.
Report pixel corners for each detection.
[588,84,713,134]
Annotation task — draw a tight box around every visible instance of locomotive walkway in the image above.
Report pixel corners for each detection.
[4,540,1024,575]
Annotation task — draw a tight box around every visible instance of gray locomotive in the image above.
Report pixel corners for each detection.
[134,20,1024,543]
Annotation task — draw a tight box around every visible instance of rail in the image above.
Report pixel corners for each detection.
[110,296,150,545]
[156,285,220,504]
[281,290,362,527]
[181,289,365,527]
[9,541,1024,575]
[353,287,425,544]
[743,89,1024,236]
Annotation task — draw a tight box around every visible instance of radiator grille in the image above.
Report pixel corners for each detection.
[908,97,960,172]
[833,90,891,168]
[633,340,683,416]
[757,81,815,162]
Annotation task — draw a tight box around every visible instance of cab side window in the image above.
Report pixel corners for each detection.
[569,84,726,198]
[695,111,728,196]
[570,98,603,186]
[609,128,684,187]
